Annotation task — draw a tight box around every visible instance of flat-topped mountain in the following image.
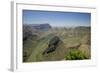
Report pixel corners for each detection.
[23,23,52,31]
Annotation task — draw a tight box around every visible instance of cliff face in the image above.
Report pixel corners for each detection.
[23,23,52,42]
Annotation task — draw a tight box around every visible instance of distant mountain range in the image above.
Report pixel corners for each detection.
[23,23,52,31]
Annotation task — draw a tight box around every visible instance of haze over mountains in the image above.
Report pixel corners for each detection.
[23,23,90,29]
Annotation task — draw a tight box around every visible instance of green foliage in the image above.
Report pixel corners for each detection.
[65,50,88,60]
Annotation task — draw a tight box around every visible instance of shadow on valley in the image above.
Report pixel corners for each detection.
[42,36,61,55]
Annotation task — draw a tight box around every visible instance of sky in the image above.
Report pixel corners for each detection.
[23,10,91,27]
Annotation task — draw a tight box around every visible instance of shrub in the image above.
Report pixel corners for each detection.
[65,49,88,60]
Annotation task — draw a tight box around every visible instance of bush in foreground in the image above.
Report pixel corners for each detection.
[65,49,88,60]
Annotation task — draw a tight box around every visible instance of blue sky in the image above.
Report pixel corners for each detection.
[23,10,91,27]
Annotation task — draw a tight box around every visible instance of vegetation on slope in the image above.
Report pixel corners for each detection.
[23,24,91,62]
